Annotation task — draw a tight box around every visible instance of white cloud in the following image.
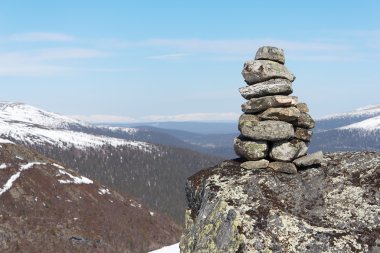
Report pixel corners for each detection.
[6,32,74,42]
[70,114,137,123]
[37,48,109,60]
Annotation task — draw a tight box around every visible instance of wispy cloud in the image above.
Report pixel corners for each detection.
[6,32,75,42]
[70,114,137,123]
[147,53,187,60]
[0,48,110,76]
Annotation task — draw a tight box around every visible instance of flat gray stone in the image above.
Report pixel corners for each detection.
[295,127,313,142]
[293,151,323,167]
[268,162,297,174]
[255,46,285,64]
[239,78,293,99]
[240,159,269,170]
[234,137,268,161]
[294,112,315,129]
[240,120,294,141]
[270,139,308,162]
[259,107,300,122]
[242,60,295,85]
[238,114,260,132]
[242,95,298,114]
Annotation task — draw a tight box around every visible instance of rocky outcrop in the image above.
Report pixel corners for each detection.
[180,151,380,252]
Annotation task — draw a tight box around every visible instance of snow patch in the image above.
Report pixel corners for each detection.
[98,188,111,195]
[150,211,155,216]
[0,138,14,144]
[0,163,7,169]
[57,169,93,185]
[149,243,179,253]
[0,162,45,197]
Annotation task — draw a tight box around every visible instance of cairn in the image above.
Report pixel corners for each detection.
[235,46,323,173]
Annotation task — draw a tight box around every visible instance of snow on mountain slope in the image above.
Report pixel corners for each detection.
[340,115,380,131]
[318,104,380,120]
[0,102,150,151]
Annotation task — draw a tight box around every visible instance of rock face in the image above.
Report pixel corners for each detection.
[180,152,380,252]
[237,46,322,171]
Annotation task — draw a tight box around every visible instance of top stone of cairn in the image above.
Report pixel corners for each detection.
[255,46,285,64]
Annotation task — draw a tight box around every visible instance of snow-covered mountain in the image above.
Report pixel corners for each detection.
[0,101,221,223]
[340,115,380,131]
[309,103,380,152]
[315,104,380,132]
[0,102,151,150]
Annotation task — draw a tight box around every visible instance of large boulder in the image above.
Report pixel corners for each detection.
[242,95,298,114]
[239,78,292,99]
[255,46,285,64]
[242,60,295,85]
[240,120,294,141]
[180,152,380,253]
[293,151,324,167]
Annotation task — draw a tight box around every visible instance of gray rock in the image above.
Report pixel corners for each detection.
[293,151,323,167]
[242,95,298,114]
[296,102,309,113]
[268,161,298,174]
[294,127,312,142]
[240,159,269,170]
[269,139,308,162]
[294,112,315,129]
[238,114,259,132]
[234,137,268,161]
[181,152,380,252]
[259,107,300,122]
[255,46,285,64]
[242,60,295,85]
[239,79,293,99]
[240,120,294,141]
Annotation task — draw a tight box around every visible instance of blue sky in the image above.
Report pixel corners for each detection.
[1,1,379,122]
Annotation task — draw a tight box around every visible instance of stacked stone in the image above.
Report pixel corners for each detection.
[235,46,323,174]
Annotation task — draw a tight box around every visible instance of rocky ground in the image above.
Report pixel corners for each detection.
[180,151,380,253]
[0,142,181,253]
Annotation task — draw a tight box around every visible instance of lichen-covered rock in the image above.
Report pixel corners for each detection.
[255,46,285,64]
[242,60,295,85]
[239,79,292,99]
[293,151,324,167]
[242,95,298,114]
[269,139,308,162]
[180,152,380,253]
[241,159,269,170]
[294,112,315,129]
[238,114,259,132]
[240,120,294,141]
[268,161,298,174]
[259,107,300,122]
[294,127,313,142]
[234,137,268,161]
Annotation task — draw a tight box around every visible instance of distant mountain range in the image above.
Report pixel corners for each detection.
[0,102,221,223]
